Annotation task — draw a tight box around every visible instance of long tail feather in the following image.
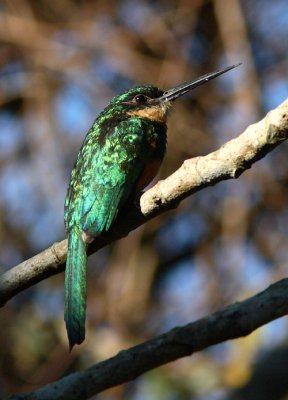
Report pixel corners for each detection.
[64,227,87,350]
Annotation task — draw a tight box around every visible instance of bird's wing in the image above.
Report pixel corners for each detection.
[65,119,148,237]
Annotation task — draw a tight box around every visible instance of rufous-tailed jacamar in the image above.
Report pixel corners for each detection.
[64,63,240,349]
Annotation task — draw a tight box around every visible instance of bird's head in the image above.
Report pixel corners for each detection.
[109,63,241,124]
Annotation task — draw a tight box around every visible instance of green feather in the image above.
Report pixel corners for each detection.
[64,227,87,350]
[64,86,167,349]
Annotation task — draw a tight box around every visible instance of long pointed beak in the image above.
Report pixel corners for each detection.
[152,63,241,104]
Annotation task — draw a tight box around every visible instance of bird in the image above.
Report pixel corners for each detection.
[64,63,241,350]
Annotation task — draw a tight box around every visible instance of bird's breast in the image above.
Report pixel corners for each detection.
[136,158,163,192]
[137,124,166,191]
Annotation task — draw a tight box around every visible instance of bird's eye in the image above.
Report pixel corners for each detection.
[133,94,146,104]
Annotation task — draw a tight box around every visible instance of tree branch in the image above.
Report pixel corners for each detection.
[0,99,287,306]
[7,278,288,400]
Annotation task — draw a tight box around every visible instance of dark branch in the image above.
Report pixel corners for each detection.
[7,278,288,400]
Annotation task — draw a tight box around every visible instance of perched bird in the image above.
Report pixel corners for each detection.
[64,63,240,350]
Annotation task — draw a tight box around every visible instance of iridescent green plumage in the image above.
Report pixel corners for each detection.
[64,86,167,349]
[64,64,240,349]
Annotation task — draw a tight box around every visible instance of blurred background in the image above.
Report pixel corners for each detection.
[0,1,288,399]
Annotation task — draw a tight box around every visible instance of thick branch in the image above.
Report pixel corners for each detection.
[0,99,288,305]
[7,278,288,400]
